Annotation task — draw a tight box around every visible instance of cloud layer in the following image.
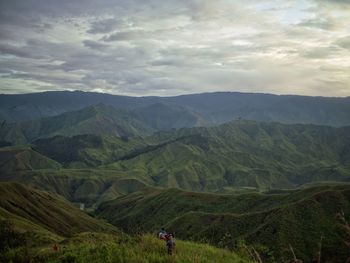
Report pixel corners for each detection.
[0,0,349,96]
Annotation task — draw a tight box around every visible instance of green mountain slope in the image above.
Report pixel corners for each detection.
[0,103,207,145]
[0,146,61,174]
[0,182,118,237]
[0,182,121,261]
[0,104,152,144]
[0,169,149,208]
[0,139,150,207]
[2,120,349,200]
[0,183,251,263]
[32,134,146,168]
[133,102,208,130]
[97,184,350,263]
[106,120,350,190]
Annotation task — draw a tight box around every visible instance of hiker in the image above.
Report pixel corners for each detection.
[158,229,176,255]
[158,227,167,240]
[166,233,175,255]
[52,243,59,252]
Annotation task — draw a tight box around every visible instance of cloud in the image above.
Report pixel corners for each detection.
[299,46,342,59]
[0,43,38,58]
[314,0,350,6]
[102,31,147,42]
[297,18,335,30]
[0,0,349,97]
[83,40,109,51]
[87,18,123,34]
[336,36,350,50]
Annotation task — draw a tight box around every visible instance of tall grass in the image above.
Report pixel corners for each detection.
[31,233,251,263]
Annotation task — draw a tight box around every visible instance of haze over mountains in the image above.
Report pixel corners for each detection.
[1,91,350,126]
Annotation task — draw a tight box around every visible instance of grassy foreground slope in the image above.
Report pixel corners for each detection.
[0,183,251,263]
[0,182,119,262]
[97,184,350,263]
[32,233,251,263]
[0,182,119,237]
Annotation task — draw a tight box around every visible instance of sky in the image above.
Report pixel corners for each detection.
[0,0,349,97]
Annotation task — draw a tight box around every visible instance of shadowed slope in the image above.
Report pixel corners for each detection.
[0,104,152,144]
[0,103,207,145]
[0,146,61,174]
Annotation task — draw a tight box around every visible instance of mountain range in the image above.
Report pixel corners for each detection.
[1,119,350,208]
[1,90,350,262]
[1,90,350,126]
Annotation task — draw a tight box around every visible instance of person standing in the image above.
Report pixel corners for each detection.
[166,233,175,255]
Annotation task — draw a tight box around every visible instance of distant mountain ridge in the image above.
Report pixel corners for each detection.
[0,103,205,144]
[1,90,350,126]
[0,104,149,144]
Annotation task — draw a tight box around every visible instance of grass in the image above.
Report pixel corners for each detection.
[0,182,252,263]
[31,233,251,263]
[0,182,120,237]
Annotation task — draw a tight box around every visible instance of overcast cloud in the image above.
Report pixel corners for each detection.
[0,0,349,96]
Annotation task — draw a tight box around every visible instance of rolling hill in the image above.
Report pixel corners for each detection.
[0,104,152,144]
[32,134,147,168]
[97,184,350,263]
[0,145,61,174]
[0,183,251,263]
[103,120,350,190]
[0,103,206,145]
[0,182,121,262]
[1,120,350,205]
[0,168,150,208]
[0,182,119,237]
